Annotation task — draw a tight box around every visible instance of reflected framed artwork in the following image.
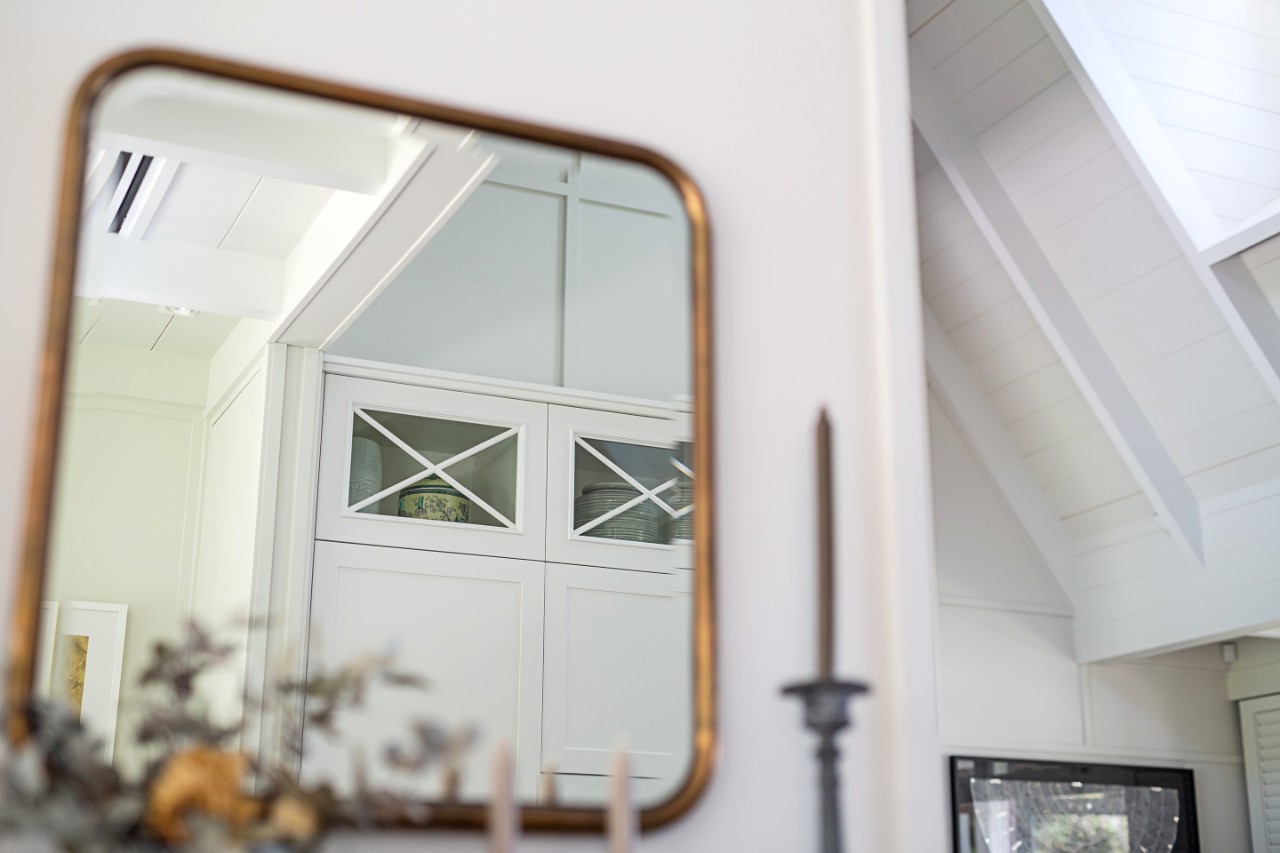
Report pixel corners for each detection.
[49,601,128,762]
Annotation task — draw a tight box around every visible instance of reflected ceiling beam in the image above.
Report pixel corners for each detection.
[911,49,1204,567]
[1028,0,1280,407]
[1027,0,1222,250]
[94,96,393,194]
[275,123,497,348]
[924,307,1076,608]
[78,231,283,320]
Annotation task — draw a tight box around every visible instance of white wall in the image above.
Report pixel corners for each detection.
[1227,637,1280,702]
[930,393,1251,850]
[189,364,270,728]
[44,344,208,775]
[0,1,939,851]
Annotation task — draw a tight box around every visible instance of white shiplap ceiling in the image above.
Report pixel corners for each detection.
[1079,0,1280,232]
[909,0,1280,660]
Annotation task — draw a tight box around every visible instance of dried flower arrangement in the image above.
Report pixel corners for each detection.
[0,622,473,852]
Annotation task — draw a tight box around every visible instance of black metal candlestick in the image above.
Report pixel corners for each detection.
[782,677,870,853]
[782,411,871,853]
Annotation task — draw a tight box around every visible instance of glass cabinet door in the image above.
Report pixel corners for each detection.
[546,404,692,572]
[317,374,548,560]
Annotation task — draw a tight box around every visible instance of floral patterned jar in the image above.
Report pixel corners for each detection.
[397,475,471,523]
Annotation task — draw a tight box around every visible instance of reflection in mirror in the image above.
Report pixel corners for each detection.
[31,61,705,820]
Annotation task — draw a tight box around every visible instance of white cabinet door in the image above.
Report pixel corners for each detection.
[303,541,544,801]
[1241,694,1280,853]
[540,563,692,807]
[316,374,548,561]
[546,405,692,573]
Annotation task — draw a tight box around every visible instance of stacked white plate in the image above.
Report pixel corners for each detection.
[664,481,693,543]
[574,482,662,543]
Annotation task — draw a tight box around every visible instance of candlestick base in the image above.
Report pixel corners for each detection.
[782,677,871,853]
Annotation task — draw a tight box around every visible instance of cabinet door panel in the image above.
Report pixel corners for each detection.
[547,404,692,572]
[541,563,692,806]
[303,541,544,801]
[540,772,676,809]
[317,374,548,560]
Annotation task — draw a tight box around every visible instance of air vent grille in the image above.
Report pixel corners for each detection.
[107,154,153,234]
[83,149,172,239]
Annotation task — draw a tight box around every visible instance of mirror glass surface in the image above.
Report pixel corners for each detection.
[31,63,702,815]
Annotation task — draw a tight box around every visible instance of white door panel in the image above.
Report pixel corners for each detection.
[541,563,692,806]
[303,541,544,801]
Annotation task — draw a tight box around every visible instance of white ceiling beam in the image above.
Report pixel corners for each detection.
[1026,0,1280,407]
[275,126,496,348]
[1203,202,1280,266]
[910,49,1204,566]
[1207,257,1280,404]
[94,96,393,194]
[1027,0,1222,251]
[924,307,1077,608]
[77,231,283,320]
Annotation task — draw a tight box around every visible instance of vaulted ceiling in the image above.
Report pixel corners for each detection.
[909,0,1280,661]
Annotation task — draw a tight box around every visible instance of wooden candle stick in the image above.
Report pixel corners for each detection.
[817,410,835,679]
[780,410,871,853]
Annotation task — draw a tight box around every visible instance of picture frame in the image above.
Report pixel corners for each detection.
[949,755,1200,852]
[49,601,128,761]
[34,601,58,698]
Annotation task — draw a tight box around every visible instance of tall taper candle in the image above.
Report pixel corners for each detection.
[817,410,834,679]
[489,742,517,853]
[609,743,635,853]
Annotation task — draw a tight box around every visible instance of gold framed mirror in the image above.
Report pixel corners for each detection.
[10,48,714,833]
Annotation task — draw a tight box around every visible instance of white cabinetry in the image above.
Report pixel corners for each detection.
[305,364,693,805]
[540,563,692,804]
[328,150,691,403]
[315,374,547,561]
[546,404,692,573]
[304,541,545,800]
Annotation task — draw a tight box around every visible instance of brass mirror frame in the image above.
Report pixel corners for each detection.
[9,48,716,833]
